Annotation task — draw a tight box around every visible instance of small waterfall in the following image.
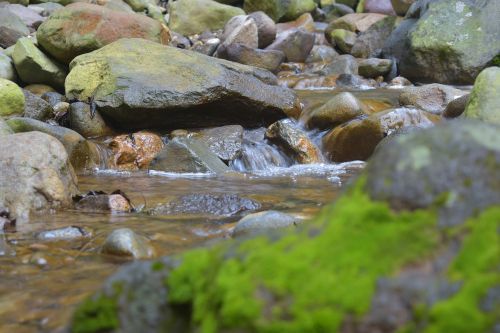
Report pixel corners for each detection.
[91,140,113,170]
[230,128,293,172]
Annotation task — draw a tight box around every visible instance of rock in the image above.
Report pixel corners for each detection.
[399,84,466,115]
[75,193,132,212]
[233,210,300,237]
[0,50,17,81]
[306,92,366,130]
[383,0,500,84]
[464,67,500,125]
[0,116,13,136]
[149,193,261,216]
[358,0,396,15]
[36,3,171,64]
[41,91,66,108]
[24,83,55,96]
[305,45,339,63]
[443,94,469,119]
[276,12,315,34]
[23,89,53,121]
[0,78,24,117]
[35,226,92,240]
[66,38,300,130]
[0,8,29,48]
[68,102,113,138]
[351,16,399,58]
[6,117,100,171]
[168,0,244,36]
[3,4,45,30]
[323,107,434,162]
[109,131,164,170]
[12,37,67,90]
[326,28,357,54]
[0,132,78,221]
[149,137,229,174]
[244,0,317,22]
[358,58,392,78]
[248,11,276,48]
[335,73,377,89]
[220,15,259,50]
[28,3,64,17]
[218,43,285,73]
[121,0,155,12]
[101,228,154,259]
[198,125,243,162]
[316,54,358,76]
[190,37,220,56]
[266,119,322,164]
[391,0,416,16]
[266,28,315,63]
[328,13,387,33]
[366,120,500,225]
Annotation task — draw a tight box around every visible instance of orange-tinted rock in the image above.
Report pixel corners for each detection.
[276,13,315,34]
[36,3,171,64]
[109,131,164,170]
[328,13,387,33]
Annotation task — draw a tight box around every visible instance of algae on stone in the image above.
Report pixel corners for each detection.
[0,77,24,117]
[464,67,500,125]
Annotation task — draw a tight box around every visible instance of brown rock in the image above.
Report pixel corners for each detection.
[266,28,315,63]
[276,13,315,34]
[328,13,387,33]
[109,131,164,170]
[218,43,285,73]
[248,11,277,48]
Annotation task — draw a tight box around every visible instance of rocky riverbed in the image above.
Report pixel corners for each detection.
[0,0,499,332]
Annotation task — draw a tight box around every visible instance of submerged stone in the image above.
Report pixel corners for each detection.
[101,228,154,259]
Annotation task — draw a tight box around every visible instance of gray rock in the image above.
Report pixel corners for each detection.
[464,67,500,125]
[0,131,78,222]
[316,54,358,76]
[3,4,45,30]
[0,52,17,81]
[35,226,92,240]
[198,125,244,162]
[69,102,113,138]
[365,120,500,225]
[266,28,315,63]
[149,193,261,217]
[399,84,466,115]
[351,16,399,59]
[233,210,300,237]
[248,11,277,48]
[0,116,13,136]
[0,8,29,48]
[443,94,469,119]
[149,137,230,174]
[28,3,64,17]
[218,43,285,73]
[101,228,154,259]
[41,91,66,107]
[23,89,53,120]
[305,45,339,63]
[358,58,393,78]
[220,15,259,50]
[66,38,300,130]
[328,28,357,54]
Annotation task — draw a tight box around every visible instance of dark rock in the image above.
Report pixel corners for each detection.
[218,43,285,73]
[22,89,53,121]
[266,28,315,63]
[351,16,399,58]
[443,94,469,119]
[248,11,277,48]
[0,8,29,48]
[198,125,244,162]
[75,193,133,213]
[69,102,113,138]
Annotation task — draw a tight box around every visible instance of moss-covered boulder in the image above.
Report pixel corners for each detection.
[0,78,24,117]
[383,0,500,84]
[71,120,500,333]
[36,3,171,64]
[168,0,244,36]
[12,37,67,90]
[464,67,500,125]
[243,0,316,22]
[65,38,300,130]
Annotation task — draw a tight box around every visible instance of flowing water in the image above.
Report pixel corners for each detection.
[0,89,400,333]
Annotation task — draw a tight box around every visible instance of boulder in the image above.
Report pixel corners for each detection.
[305,45,339,63]
[266,28,315,63]
[198,125,244,162]
[464,67,500,125]
[233,210,300,237]
[323,107,434,162]
[69,102,113,138]
[248,11,276,48]
[351,15,399,58]
[0,52,17,81]
[168,0,244,36]
[0,131,78,221]
[443,94,469,119]
[108,131,164,170]
[6,117,100,171]
[244,0,317,22]
[3,4,45,30]
[266,119,322,164]
[149,137,229,174]
[316,54,358,76]
[383,0,500,84]
[306,92,366,130]
[276,12,315,34]
[0,8,29,48]
[327,29,357,54]
[22,89,53,120]
[399,84,465,115]
[12,37,67,90]
[36,3,171,64]
[358,58,392,78]
[101,228,154,259]
[0,78,24,117]
[220,15,259,50]
[328,13,387,33]
[218,43,285,73]
[65,38,300,130]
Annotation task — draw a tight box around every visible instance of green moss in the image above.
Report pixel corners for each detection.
[151,261,165,272]
[491,55,500,67]
[167,177,439,333]
[71,283,122,333]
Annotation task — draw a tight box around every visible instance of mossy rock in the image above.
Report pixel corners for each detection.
[0,78,24,117]
[243,0,316,22]
[71,120,500,333]
[0,116,13,136]
[464,67,500,125]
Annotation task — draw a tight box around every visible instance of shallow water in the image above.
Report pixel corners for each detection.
[0,88,395,332]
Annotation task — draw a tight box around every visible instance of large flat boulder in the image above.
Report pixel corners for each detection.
[65,38,300,130]
[36,3,171,64]
[0,131,78,222]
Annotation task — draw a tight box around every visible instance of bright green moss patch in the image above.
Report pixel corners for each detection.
[167,178,439,333]
[71,283,122,333]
